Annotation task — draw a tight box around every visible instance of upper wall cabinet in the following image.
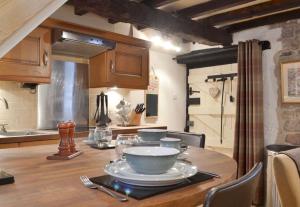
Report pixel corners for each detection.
[0,27,51,83]
[90,43,149,89]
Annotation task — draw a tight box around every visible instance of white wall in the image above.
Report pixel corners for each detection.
[233,26,282,146]
[51,5,186,131]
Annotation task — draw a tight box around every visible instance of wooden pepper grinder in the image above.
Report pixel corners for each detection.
[57,122,71,156]
[67,121,76,153]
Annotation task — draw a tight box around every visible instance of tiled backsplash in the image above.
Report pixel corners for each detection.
[0,81,37,130]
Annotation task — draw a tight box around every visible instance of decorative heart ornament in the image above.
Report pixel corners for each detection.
[209,87,220,98]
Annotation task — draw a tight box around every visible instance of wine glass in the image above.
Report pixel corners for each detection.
[115,134,138,160]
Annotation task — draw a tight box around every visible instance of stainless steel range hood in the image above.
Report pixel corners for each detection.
[52,29,115,58]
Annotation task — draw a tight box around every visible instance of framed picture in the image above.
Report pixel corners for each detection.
[281,60,300,103]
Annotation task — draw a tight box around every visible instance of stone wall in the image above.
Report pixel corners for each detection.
[272,20,300,144]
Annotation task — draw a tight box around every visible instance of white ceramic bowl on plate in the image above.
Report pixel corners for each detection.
[123,146,180,174]
[137,129,167,142]
[104,160,198,186]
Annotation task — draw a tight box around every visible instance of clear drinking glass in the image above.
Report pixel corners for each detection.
[104,128,112,144]
[115,134,138,159]
[94,127,112,147]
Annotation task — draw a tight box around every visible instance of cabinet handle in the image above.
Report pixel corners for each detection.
[43,51,48,67]
[110,60,115,72]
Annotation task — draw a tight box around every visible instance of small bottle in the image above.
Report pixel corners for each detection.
[57,122,71,156]
[67,121,76,153]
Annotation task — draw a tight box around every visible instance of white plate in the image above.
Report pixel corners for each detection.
[82,139,96,145]
[104,160,197,186]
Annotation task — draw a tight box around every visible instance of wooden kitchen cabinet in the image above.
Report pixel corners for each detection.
[0,27,51,83]
[90,43,149,89]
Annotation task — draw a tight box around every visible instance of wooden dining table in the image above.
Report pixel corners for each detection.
[0,139,237,207]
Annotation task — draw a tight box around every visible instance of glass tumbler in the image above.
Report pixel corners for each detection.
[115,134,138,160]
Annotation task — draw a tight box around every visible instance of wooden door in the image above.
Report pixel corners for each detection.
[0,27,51,83]
[108,43,149,89]
[188,64,237,152]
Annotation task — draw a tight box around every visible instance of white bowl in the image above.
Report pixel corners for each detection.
[123,146,180,174]
[137,129,167,142]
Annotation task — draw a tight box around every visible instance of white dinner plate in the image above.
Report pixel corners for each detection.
[82,139,96,145]
[104,160,198,186]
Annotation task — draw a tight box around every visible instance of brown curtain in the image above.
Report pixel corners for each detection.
[233,40,264,205]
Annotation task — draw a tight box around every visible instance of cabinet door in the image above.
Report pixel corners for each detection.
[108,43,149,89]
[0,27,51,83]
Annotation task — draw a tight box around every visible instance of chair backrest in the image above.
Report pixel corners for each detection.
[166,131,205,148]
[203,162,263,207]
[273,154,300,207]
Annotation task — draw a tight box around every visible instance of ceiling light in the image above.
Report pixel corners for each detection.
[151,36,162,46]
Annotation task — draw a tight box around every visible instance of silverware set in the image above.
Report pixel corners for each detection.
[80,176,128,202]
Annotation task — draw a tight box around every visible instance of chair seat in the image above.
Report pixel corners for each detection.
[273,154,300,207]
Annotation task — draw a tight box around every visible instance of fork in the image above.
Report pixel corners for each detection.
[80,176,128,202]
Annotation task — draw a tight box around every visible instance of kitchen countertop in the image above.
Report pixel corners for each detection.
[0,139,236,207]
[0,125,167,144]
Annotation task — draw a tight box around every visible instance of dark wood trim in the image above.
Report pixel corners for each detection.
[141,0,178,8]
[177,46,237,69]
[204,0,300,26]
[224,9,300,33]
[41,18,151,48]
[185,67,190,132]
[177,0,256,18]
[176,41,270,69]
[72,0,232,45]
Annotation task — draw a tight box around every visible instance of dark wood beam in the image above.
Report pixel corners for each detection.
[224,8,300,33]
[141,0,178,8]
[177,0,256,18]
[108,19,119,24]
[73,0,232,45]
[204,0,300,26]
[74,7,88,15]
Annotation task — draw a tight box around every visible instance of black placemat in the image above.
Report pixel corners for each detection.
[90,172,215,200]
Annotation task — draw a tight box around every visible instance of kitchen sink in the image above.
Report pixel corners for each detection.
[0,131,48,137]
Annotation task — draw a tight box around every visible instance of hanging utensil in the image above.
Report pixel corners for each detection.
[94,95,100,123]
[220,78,226,144]
[98,92,107,127]
[230,78,235,102]
[105,94,111,123]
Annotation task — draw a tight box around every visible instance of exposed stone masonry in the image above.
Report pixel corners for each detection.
[273,19,300,144]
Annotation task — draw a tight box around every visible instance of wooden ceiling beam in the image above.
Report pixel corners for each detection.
[177,0,256,18]
[204,0,300,26]
[224,8,300,33]
[73,0,232,45]
[141,0,179,8]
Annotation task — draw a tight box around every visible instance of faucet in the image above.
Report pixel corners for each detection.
[0,97,9,133]
[0,124,7,133]
[0,97,8,109]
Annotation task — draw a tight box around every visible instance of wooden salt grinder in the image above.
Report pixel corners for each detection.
[67,121,76,153]
[57,122,71,156]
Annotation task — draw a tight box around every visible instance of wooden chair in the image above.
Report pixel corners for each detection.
[273,154,300,207]
[166,131,205,148]
[203,162,263,207]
